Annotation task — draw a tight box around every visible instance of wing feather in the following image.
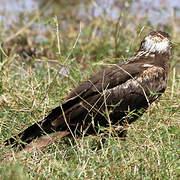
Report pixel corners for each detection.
[51,65,167,130]
[65,63,146,101]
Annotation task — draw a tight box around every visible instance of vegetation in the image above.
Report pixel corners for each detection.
[0,1,179,179]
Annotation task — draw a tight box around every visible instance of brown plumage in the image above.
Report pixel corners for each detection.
[5,31,172,153]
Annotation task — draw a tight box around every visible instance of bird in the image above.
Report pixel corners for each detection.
[4,31,172,153]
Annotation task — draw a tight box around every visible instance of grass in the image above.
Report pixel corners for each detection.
[0,1,180,179]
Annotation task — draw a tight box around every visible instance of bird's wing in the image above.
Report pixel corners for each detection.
[54,62,147,123]
[65,63,146,102]
[54,65,167,128]
[104,65,167,124]
[51,63,166,128]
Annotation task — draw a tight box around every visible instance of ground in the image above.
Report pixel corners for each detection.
[0,1,179,179]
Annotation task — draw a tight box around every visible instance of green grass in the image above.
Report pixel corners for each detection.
[0,2,180,179]
[0,45,179,180]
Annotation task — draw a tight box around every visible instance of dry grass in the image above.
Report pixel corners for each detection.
[0,1,180,179]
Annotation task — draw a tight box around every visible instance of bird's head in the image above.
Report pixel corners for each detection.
[140,31,172,55]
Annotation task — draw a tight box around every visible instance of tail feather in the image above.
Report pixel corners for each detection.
[5,131,70,159]
[4,94,86,150]
[4,122,47,149]
[4,106,65,150]
[17,131,70,155]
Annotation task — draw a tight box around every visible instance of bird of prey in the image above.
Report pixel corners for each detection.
[5,31,172,153]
